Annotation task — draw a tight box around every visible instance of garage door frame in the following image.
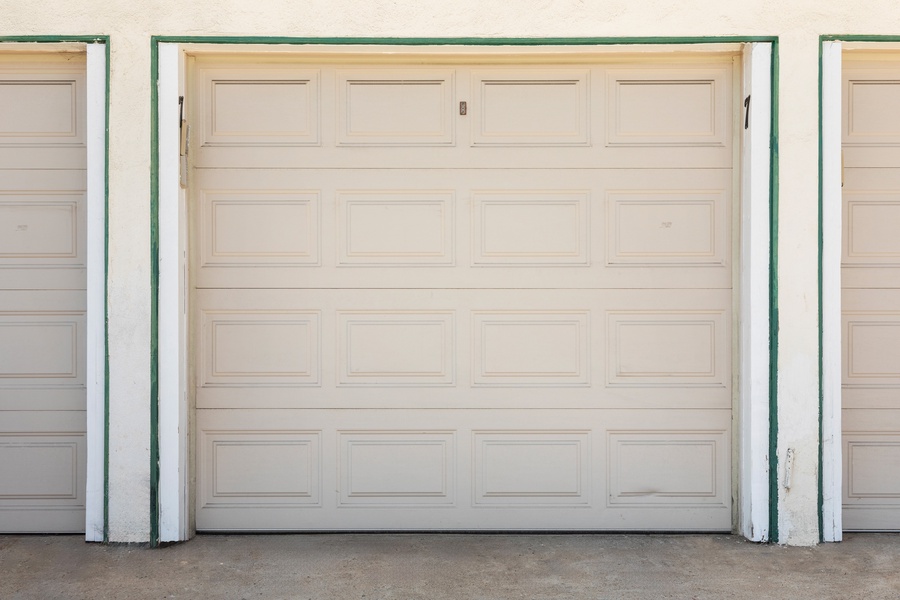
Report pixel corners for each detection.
[152,36,778,545]
[820,36,900,541]
[0,37,109,541]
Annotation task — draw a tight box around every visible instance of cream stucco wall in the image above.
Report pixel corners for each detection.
[4,0,898,545]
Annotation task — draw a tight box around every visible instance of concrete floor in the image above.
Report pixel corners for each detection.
[1,533,899,600]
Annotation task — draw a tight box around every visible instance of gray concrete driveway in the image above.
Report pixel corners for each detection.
[2,533,899,599]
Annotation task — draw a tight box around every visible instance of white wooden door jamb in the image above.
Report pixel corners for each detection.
[158,42,190,543]
[739,41,773,543]
[820,40,843,543]
[86,41,108,543]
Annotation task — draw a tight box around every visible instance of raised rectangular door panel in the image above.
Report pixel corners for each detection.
[198,309,321,388]
[337,190,454,266]
[842,169,900,289]
[470,69,589,146]
[337,69,454,146]
[843,59,900,168]
[0,56,86,170]
[842,410,900,530]
[0,411,86,533]
[473,431,590,506]
[606,67,729,148]
[196,65,320,147]
[0,170,87,290]
[471,190,590,266]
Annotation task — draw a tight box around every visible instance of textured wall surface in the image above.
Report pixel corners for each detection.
[2,0,896,545]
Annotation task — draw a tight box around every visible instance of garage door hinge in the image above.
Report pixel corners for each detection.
[179,97,188,157]
[179,96,190,188]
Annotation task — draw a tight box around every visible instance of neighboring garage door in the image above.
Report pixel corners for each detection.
[842,56,900,530]
[190,52,737,531]
[0,55,87,532]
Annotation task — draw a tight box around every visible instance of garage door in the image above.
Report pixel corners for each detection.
[190,53,737,531]
[0,54,87,532]
[842,56,900,530]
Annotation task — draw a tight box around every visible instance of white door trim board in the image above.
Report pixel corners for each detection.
[158,42,190,543]
[85,41,108,542]
[819,40,842,543]
[739,41,772,543]
[156,41,774,541]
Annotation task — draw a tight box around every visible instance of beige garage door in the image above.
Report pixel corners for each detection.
[0,54,87,532]
[842,56,900,530]
[190,53,737,531]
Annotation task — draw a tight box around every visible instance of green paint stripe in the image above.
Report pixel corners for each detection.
[768,39,780,543]
[149,39,160,549]
[151,35,776,45]
[821,34,900,42]
[817,37,825,544]
[0,35,109,43]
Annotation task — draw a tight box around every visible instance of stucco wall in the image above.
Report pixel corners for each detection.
[4,0,897,545]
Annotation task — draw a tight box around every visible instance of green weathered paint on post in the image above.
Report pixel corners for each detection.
[102,38,112,545]
[768,39,780,543]
[0,35,109,43]
[149,38,160,549]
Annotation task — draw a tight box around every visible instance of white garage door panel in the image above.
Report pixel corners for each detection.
[0,57,86,533]
[842,410,900,530]
[194,288,731,411]
[195,408,730,531]
[0,170,87,290]
[0,410,86,533]
[191,59,733,170]
[192,168,732,290]
[843,63,900,168]
[0,295,86,411]
[842,169,900,289]
[192,55,735,532]
[843,60,900,530]
[0,57,87,171]
[842,289,900,410]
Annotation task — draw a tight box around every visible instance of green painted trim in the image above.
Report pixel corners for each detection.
[148,34,779,545]
[817,37,825,544]
[821,34,900,43]
[151,35,776,46]
[149,40,160,549]
[768,39,781,543]
[0,35,109,43]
